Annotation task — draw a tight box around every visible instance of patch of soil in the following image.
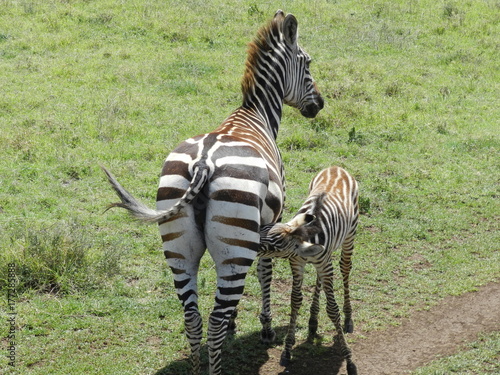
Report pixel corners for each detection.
[258,280,500,375]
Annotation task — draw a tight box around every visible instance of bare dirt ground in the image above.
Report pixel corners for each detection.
[257,280,500,375]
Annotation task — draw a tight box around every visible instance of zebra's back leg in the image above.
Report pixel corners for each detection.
[204,203,261,375]
[340,235,355,333]
[320,265,357,375]
[280,260,306,367]
[308,275,322,337]
[257,257,276,344]
[206,249,258,375]
[160,223,206,375]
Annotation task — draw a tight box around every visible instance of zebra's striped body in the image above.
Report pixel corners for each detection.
[103,11,323,375]
[259,166,359,375]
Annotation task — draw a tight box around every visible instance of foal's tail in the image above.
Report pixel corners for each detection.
[101,164,209,224]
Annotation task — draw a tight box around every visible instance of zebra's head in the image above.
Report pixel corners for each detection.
[260,213,324,258]
[277,11,324,118]
[242,11,324,120]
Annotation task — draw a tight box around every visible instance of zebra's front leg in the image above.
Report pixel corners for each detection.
[308,275,322,337]
[321,272,357,375]
[280,261,306,367]
[257,257,276,344]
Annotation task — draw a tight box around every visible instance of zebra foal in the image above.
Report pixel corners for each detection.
[102,10,323,375]
[259,166,359,375]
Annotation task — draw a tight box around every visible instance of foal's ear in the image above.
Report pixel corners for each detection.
[283,14,298,47]
[274,9,285,19]
[287,213,314,232]
[303,214,316,225]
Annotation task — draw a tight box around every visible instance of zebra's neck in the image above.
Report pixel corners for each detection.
[241,18,288,140]
[242,72,284,139]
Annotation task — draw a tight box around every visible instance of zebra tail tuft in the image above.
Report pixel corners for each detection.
[101,164,209,224]
[101,165,166,223]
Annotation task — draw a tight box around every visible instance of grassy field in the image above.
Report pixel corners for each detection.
[413,332,500,375]
[1,0,499,374]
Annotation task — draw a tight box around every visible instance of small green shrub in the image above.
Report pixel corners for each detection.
[0,222,123,294]
[443,3,460,18]
[347,126,367,145]
[280,134,323,151]
[385,81,402,97]
[359,196,371,215]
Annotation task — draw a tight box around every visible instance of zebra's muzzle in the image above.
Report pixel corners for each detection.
[301,97,324,118]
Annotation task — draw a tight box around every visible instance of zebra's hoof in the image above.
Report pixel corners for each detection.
[279,351,291,367]
[260,329,276,345]
[344,319,354,334]
[346,361,357,375]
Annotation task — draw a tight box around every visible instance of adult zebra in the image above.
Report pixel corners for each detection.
[259,166,359,375]
[102,10,323,375]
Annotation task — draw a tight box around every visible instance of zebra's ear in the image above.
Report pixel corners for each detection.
[283,14,298,47]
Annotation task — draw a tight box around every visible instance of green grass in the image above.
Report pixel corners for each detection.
[1,0,499,374]
[412,332,500,374]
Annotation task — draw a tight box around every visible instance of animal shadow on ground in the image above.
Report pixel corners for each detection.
[276,335,345,375]
[154,326,346,375]
[154,327,280,375]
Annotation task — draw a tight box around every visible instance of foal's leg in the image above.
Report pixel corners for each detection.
[340,235,355,333]
[320,263,357,375]
[280,259,306,366]
[308,275,322,337]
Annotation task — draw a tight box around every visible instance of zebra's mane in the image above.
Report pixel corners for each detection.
[241,14,284,101]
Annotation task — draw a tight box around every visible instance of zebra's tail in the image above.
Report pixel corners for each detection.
[101,164,209,224]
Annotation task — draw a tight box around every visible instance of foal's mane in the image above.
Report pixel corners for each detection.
[306,193,327,237]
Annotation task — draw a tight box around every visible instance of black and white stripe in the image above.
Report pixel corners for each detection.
[103,10,323,375]
[259,166,359,375]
